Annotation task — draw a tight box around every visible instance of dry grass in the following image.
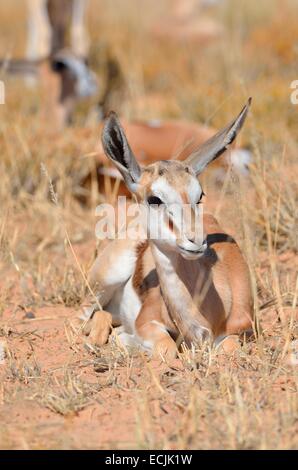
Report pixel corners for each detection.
[0,0,297,450]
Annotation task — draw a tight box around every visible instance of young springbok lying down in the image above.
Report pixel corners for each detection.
[81,99,254,358]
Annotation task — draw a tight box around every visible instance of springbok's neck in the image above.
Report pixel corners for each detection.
[150,243,181,306]
[150,243,210,339]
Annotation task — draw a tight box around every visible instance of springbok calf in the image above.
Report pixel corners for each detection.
[81,99,254,358]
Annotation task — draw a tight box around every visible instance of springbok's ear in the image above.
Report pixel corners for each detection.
[101,111,141,192]
[185,98,252,175]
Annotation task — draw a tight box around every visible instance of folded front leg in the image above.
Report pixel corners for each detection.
[135,288,177,360]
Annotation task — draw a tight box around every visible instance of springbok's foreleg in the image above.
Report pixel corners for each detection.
[80,239,138,346]
[135,288,177,360]
[80,259,119,346]
[71,0,89,57]
[26,0,51,61]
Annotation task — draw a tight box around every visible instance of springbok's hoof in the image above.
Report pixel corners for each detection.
[216,335,241,355]
[84,310,112,347]
[153,336,178,361]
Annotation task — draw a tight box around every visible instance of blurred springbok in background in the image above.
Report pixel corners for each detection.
[0,0,98,128]
[81,99,254,358]
[27,0,98,126]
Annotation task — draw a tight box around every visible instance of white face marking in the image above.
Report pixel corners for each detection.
[147,177,178,244]
[151,177,182,205]
[148,173,205,257]
[151,175,202,206]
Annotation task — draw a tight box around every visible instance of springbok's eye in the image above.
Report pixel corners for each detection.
[196,191,205,205]
[147,195,163,206]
